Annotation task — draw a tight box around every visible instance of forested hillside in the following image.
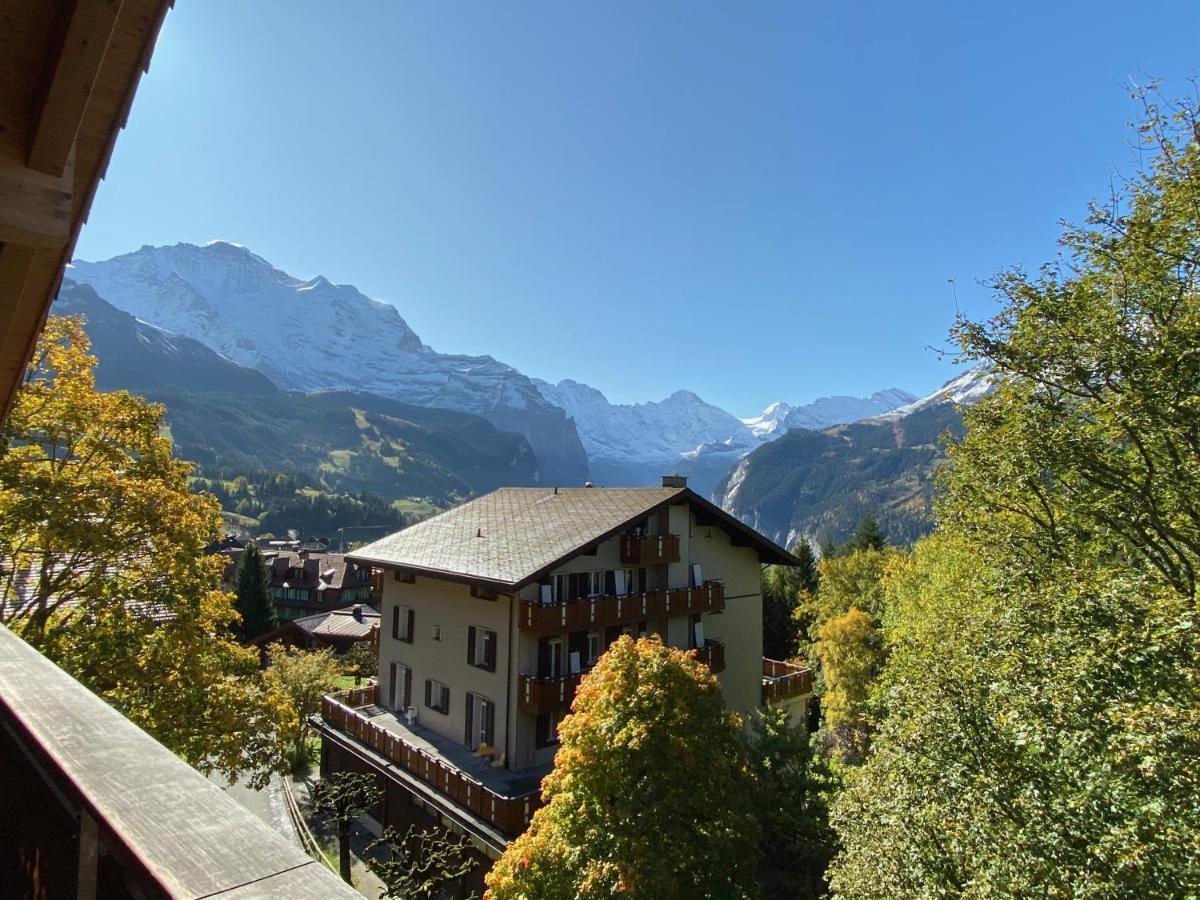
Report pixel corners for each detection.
[714,402,965,548]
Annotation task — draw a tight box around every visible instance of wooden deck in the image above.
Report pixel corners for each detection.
[0,624,359,898]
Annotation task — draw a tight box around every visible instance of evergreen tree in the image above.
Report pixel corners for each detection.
[843,513,886,553]
[233,542,275,641]
[762,538,820,660]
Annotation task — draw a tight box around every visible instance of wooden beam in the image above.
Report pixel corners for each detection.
[0,151,74,248]
[27,0,123,177]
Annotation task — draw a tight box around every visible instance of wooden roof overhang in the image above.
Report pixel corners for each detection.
[0,0,173,417]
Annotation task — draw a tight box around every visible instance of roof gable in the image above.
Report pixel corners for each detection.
[347,486,796,588]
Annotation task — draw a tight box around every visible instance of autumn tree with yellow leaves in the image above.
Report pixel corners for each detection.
[0,316,290,785]
[486,636,760,899]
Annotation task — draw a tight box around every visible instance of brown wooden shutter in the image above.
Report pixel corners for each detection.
[467,626,477,666]
[464,691,474,745]
[405,608,414,643]
[403,667,412,708]
[392,606,400,640]
[424,679,432,708]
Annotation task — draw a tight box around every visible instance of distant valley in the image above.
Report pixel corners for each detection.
[60,241,987,545]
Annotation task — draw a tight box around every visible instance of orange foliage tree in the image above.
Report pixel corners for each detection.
[486,636,759,899]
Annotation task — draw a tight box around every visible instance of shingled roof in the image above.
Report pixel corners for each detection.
[347,486,796,589]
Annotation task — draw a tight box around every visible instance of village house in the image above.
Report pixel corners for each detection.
[263,550,378,621]
[314,476,813,887]
[253,603,381,652]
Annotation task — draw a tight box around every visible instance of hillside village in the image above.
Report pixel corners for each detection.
[1,3,1198,900]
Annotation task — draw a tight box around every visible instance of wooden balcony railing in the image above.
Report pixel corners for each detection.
[320,685,541,837]
[518,581,725,636]
[619,533,681,565]
[694,639,726,673]
[761,658,813,704]
[517,672,584,714]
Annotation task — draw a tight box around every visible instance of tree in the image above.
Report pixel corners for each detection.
[843,514,886,554]
[263,643,341,768]
[311,771,382,884]
[827,87,1200,896]
[368,824,479,899]
[745,706,838,899]
[486,636,760,899]
[233,542,275,640]
[762,538,819,661]
[0,316,287,784]
[342,638,378,686]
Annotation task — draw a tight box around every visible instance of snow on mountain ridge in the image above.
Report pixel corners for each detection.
[67,242,589,483]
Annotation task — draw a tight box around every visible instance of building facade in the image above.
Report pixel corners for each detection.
[314,477,812,885]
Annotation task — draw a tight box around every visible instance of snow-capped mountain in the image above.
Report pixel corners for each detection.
[533,379,749,465]
[872,365,993,420]
[67,242,589,484]
[741,402,793,440]
[780,388,918,430]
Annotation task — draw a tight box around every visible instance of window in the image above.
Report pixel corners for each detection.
[545,637,563,678]
[586,632,601,667]
[468,626,497,671]
[388,662,412,710]
[690,614,704,650]
[588,570,604,597]
[622,568,638,595]
[392,604,414,643]
[536,709,565,748]
[424,679,450,715]
[553,573,569,603]
[432,625,442,642]
[464,692,496,749]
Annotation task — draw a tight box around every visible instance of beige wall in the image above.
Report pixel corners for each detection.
[378,576,516,761]
[374,498,768,775]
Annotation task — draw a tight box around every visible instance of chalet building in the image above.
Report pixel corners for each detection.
[314,476,813,886]
[253,603,381,652]
[267,550,378,621]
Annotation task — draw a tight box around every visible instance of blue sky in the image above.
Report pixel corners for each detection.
[75,1,1199,416]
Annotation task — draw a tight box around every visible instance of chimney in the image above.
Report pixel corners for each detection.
[352,604,363,621]
[662,474,688,489]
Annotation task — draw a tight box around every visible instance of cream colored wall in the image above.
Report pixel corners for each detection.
[375,499,768,775]
[378,576,515,759]
[672,502,765,718]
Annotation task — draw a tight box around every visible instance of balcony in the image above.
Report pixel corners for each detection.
[694,638,726,673]
[319,685,543,839]
[761,658,813,704]
[518,581,725,636]
[620,533,681,565]
[517,672,583,714]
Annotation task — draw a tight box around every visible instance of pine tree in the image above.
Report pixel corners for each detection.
[844,514,885,553]
[234,543,275,641]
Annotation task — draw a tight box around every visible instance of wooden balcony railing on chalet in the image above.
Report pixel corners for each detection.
[517,672,583,714]
[321,685,540,837]
[519,581,725,637]
[761,658,813,704]
[694,638,726,673]
[619,533,681,565]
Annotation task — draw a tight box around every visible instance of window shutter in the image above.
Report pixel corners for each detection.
[464,692,475,745]
[604,570,616,595]
[424,679,432,709]
[535,713,549,748]
[405,608,415,643]
[467,626,477,666]
[392,606,400,641]
[538,639,551,678]
[403,667,412,708]
[442,686,450,715]
[483,630,496,672]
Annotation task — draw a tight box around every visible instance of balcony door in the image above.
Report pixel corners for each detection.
[389,662,412,711]
[464,693,496,751]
